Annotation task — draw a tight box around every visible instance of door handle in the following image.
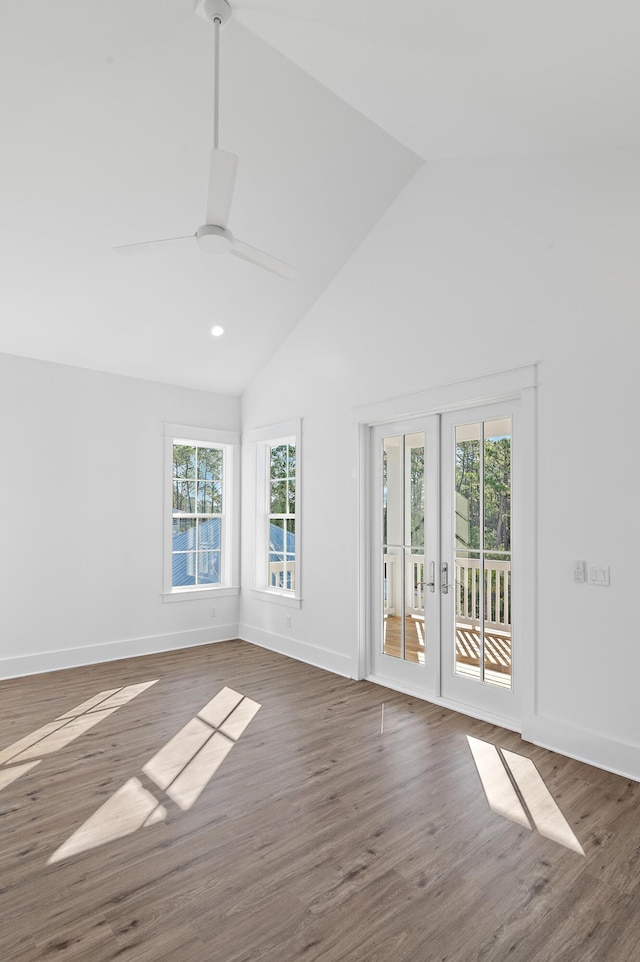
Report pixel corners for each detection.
[441,561,456,594]
[417,562,436,592]
[426,560,436,592]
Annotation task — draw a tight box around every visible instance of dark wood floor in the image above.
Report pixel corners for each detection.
[1,640,639,961]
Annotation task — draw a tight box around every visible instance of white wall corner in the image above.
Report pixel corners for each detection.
[239,624,353,679]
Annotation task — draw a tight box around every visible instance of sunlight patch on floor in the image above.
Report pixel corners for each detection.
[49,777,167,864]
[49,686,261,863]
[0,681,158,792]
[467,735,584,855]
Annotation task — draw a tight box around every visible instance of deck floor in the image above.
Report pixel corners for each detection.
[383,615,512,686]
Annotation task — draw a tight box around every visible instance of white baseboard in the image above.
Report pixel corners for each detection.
[365,673,640,782]
[365,673,522,734]
[238,623,352,678]
[526,714,640,783]
[0,625,239,680]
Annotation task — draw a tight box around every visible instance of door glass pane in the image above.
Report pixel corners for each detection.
[484,553,512,688]
[454,419,512,689]
[483,418,512,687]
[454,551,481,679]
[406,432,425,551]
[383,545,402,659]
[382,432,425,663]
[382,436,402,548]
[484,418,511,551]
[455,423,481,550]
[405,433,425,663]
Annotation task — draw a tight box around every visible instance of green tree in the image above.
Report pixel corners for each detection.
[455,436,511,551]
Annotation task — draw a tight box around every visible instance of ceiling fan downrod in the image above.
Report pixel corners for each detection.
[197,0,233,149]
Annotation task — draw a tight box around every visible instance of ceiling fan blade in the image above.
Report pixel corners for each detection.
[231,238,299,281]
[206,149,239,228]
[113,236,195,256]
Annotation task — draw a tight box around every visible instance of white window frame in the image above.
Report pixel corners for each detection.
[162,423,240,603]
[250,419,302,608]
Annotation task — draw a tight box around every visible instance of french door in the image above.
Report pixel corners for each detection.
[370,401,521,728]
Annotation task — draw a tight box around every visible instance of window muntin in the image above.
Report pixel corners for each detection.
[172,442,224,589]
[267,440,296,592]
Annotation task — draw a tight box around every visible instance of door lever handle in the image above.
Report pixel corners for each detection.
[441,561,456,594]
[426,560,436,592]
[417,562,436,592]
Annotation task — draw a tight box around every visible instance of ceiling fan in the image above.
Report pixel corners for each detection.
[113,0,298,280]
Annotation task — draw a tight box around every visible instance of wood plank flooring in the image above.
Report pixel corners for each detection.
[1,640,639,961]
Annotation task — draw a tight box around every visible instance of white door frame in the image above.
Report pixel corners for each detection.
[353,365,537,737]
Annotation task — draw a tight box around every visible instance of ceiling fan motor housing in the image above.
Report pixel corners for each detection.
[196,224,234,253]
[195,0,232,26]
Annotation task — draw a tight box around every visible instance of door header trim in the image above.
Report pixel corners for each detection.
[352,364,537,426]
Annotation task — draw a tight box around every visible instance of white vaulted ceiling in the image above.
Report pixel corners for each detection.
[0,1,638,393]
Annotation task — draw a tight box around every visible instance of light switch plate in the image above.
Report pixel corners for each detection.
[588,564,610,586]
[573,560,587,583]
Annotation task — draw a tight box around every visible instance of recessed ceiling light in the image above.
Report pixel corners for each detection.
[211,325,225,337]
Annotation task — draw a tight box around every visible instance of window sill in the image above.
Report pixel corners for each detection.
[162,586,240,604]
[250,588,302,609]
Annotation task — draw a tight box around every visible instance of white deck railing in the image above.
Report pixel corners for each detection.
[385,554,511,632]
[268,562,295,592]
[455,557,511,632]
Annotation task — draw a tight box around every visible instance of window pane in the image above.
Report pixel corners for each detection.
[269,518,284,556]
[198,551,221,585]
[173,552,196,586]
[173,481,195,514]
[270,444,287,479]
[268,552,284,588]
[173,517,196,550]
[173,445,195,479]
[198,517,221,549]
[455,424,481,550]
[484,419,512,552]
[270,480,286,514]
[286,519,296,557]
[197,481,222,514]
[197,447,223,482]
[284,563,295,592]
[269,519,285,589]
[266,436,297,593]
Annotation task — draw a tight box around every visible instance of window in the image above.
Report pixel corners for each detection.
[268,440,296,592]
[249,419,301,606]
[163,424,240,602]
[172,442,223,588]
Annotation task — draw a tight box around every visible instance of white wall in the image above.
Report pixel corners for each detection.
[0,353,240,678]
[240,149,640,778]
